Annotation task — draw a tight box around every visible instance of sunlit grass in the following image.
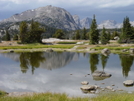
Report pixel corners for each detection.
[0,44,74,50]
[0,92,134,101]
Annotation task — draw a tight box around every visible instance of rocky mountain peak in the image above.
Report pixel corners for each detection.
[0,5,79,30]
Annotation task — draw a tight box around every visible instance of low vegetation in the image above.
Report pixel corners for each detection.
[0,43,74,50]
[57,41,77,44]
[0,91,134,101]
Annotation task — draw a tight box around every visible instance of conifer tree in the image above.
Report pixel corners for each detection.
[89,15,99,44]
[100,26,109,44]
[75,30,80,40]
[5,30,10,41]
[119,16,134,43]
[19,21,28,43]
[81,27,87,40]
[53,29,64,39]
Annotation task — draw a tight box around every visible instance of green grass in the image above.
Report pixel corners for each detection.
[0,44,74,50]
[91,46,134,51]
[57,41,77,44]
[90,92,134,101]
[0,92,134,101]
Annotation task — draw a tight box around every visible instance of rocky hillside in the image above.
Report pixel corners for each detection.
[0,5,79,30]
[98,20,134,29]
[73,15,92,29]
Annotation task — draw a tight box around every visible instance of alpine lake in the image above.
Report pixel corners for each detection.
[0,51,134,97]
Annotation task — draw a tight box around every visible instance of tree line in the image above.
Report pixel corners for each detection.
[1,15,134,44]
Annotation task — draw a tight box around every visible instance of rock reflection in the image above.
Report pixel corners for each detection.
[1,51,77,74]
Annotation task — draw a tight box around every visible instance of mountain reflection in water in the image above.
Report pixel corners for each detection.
[0,52,134,96]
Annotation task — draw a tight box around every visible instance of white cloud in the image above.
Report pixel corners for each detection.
[0,0,29,4]
[1,0,134,7]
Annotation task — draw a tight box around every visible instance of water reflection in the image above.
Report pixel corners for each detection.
[0,52,134,96]
[20,52,45,74]
[119,54,134,77]
[89,54,99,73]
[101,54,109,71]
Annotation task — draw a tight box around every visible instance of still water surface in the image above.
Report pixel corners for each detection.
[0,51,134,96]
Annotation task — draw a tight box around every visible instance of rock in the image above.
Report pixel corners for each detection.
[123,80,134,86]
[80,85,98,91]
[92,71,112,81]
[81,81,89,85]
[130,48,134,54]
[90,49,96,51]
[46,49,53,52]
[106,86,113,90]
[122,49,128,52]
[10,50,14,53]
[101,48,111,54]
[76,42,84,45]
[92,71,112,77]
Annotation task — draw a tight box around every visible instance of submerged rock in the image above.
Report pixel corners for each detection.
[92,71,112,77]
[81,81,89,85]
[123,80,134,86]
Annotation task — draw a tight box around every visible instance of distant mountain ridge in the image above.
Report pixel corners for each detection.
[0,5,79,30]
[0,5,134,30]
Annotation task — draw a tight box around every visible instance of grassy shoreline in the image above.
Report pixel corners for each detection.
[0,43,134,54]
[0,91,134,101]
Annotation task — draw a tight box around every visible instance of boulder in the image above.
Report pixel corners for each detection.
[46,49,54,52]
[123,80,134,86]
[130,48,134,54]
[81,81,89,85]
[80,85,98,91]
[76,42,84,45]
[101,48,110,54]
[122,49,128,52]
[92,71,112,77]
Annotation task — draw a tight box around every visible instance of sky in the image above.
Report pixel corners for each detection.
[0,0,134,23]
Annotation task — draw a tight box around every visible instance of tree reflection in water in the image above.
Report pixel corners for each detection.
[20,52,45,74]
[119,54,134,77]
[101,54,109,71]
[89,54,99,73]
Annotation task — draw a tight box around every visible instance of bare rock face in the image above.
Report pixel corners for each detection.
[123,80,134,86]
[0,5,79,30]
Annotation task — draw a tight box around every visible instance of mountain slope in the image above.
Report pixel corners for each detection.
[0,5,79,30]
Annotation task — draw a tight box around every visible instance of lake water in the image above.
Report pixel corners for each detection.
[0,51,134,97]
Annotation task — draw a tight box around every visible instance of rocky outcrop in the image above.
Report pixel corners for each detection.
[123,80,134,86]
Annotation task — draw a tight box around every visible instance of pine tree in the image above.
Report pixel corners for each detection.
[53,29,64,39]
[75,30,80,40]
[89,15,99,44]
[119,16,133,43]
[19,21,28,43]
[5,30,10,41]
[81,27,87,40]
[100,26,109,44]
